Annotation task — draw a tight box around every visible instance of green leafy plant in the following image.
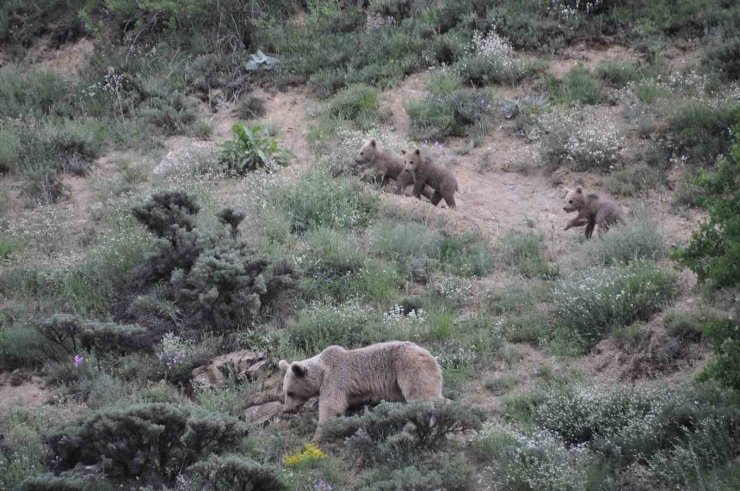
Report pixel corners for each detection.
[673,128,740,288]
[219,123,293,174]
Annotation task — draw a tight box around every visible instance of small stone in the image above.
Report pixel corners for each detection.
[244,401,282,426]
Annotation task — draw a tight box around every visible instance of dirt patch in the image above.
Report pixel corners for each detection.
[24,37,94,76]
[0,373,50,416]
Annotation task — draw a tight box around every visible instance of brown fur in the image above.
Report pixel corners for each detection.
[563,186,623,238]
[279,341,443,440]
[402,148,458,208]
[355,139,434,199]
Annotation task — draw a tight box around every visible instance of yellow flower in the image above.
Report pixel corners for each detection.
[282,443,328,467]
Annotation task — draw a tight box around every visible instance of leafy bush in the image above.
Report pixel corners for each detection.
[700,318,740,391]
[360,455,473,491]
[497,231,558,279]
[552,260,677,351]
[47,403,248,483]
[172,242,299,332]
[703,36,740,81]
[189,454,286,490]
[322,401,482,467]
[674,132,740,288]
[267,168,378,234]
[219,123,292,174]
[666,101,740,168]
[406,90,492,142]
[324,84,381,130]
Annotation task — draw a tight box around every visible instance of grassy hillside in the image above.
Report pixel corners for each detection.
[1,1,739,489]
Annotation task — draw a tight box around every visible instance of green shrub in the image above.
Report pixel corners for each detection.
[703,36,740,81]
[454,31,530,86]
[552,260,677,351]
[284,302,383,356]
[0,323,48,369]
[360,456,473,491]
[581,213,664,266]
[426,69,462,96]
[551,66,605,105]
[219,123,292,174]
[472,423,596,491]
[36,315,154,355]
[189,454,286,490]
[322,401,482,467]
[325,84,381,130]
[700,318,740,391]
[594,60,642,87]
[604,164,665,197]
[20,474,88,491]
[0,127,20,173]
[267,168,378,234]
[673,132,740,288]
[406,90,492,142]
[497,231,558,279]
[0,71,72,119]
[47,403,248,483]
[667,101,740,168]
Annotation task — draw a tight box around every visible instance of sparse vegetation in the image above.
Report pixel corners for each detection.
[1,1,738,489]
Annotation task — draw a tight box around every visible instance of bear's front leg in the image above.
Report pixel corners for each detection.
[412,178,425,199]
[564,216,588,230]
[312,396,348,442]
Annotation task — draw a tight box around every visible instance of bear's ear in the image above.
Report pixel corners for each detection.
[401,149,406,155]
[414,149,421,155]
[279,360,289,373]
[576,186,583,194]
[370,139,376,147]
[291,363,307,377]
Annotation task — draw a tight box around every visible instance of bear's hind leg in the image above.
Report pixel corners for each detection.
[585,221,595,238]
[430,190,443,206]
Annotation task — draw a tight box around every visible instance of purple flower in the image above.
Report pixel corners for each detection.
[74,355,84,367]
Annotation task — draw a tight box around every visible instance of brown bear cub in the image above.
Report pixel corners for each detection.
[279,341,443,441]
[402,148,458,208]
[563,186,623,238]
[355,139,434,199]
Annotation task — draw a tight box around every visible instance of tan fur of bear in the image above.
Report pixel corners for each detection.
[355,139,434,199]
[278,341,443,440]
[563,186,623,238]
[402,148,458,208]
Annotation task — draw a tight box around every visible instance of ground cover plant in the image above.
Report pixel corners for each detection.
[2,1,740,490]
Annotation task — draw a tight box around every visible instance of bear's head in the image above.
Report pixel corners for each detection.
[279,359,320,413]
[355,138,378,164]
[402,148,422,173]
[563,186,585,212]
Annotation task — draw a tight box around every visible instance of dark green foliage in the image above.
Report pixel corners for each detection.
[172,241,298,332]
[219,123,292,174]
[47,403,248,484]
[133,191,201,239]
[188,454,286,491]
[673,130,740,287]
[36,314,153,355]
[700,318,740,391]
[0,0,86,53]
[20,474,86,491]
[360,455,473,491]
[325,84,381,130]
[406,90,492,142]
[217,207,245,239]
[703,36,740,81]
[666,101,740,168]
[322,401,482,468]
